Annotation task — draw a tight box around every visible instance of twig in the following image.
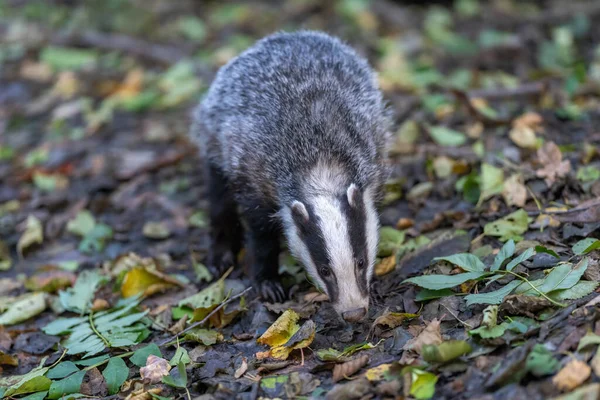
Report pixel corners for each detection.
[158,286,252,346]
[450,89,511,126]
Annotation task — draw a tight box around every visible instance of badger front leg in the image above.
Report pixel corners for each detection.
[243,206,286,303]
[205,162,243,275]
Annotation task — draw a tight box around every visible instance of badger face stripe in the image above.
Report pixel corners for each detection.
[340,187,369,297]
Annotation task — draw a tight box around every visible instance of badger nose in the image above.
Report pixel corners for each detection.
[342,307,367,323]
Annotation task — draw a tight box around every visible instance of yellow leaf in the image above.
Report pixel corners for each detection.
[552,359,591,391]
[121,267,179,298]
[257,309,300,348]
[17,215,43,258]
[365,363,391,381]
[502,174,527,207]
[375,254,396,276]
[509,125,537,149]
[372,312,418,331]
[52,71,79,98]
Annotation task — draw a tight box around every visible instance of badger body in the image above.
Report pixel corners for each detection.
[192,31,391,322]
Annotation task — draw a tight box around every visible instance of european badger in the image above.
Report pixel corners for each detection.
[192,31,391,322]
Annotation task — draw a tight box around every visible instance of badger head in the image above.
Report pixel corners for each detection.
[281,182,378,323]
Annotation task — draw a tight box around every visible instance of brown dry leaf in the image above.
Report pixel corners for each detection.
[109,69,144,100]
[0,350,18,366]
[91,298,110,312]
[396,218,414,230]
[536,142,571,186]
[333,354,370,382]
[80,367,108,397]
[372,312,418,334]
[139,355,171,384]
[168,314,188,335]
[502,174,527,207]
[509,112,542,149]
[234,357,248,379]
[303,292,329,303]
[501,295,553,318]
[403,319,442,354]
[553,359,591,391]
[375,255,396,277]
[20,61,53,82]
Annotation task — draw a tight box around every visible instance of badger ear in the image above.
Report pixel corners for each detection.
[347,183,361,208]
[291,201,309,225]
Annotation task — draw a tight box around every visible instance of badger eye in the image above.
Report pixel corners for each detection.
[358,259,365,269]
[319,266,331,277]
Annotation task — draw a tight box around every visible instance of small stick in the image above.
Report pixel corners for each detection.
[158,286,252,346]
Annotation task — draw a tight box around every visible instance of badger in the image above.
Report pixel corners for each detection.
[191,31,391,323]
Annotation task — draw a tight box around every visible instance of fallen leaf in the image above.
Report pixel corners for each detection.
[484,209,530,242]
[333,355,369,382]
[509,124,537,149]
[404,319,442,354]
[375,255,396,276]
[257,309,300,348]
[121,267,180,298]
[365,363,391,381]
[316,342,379,362]
[552,384,600,400]
[0,241,11,271]
[422,340,472,363]
[17,215,43,258]
[234,357,248,378]
[372,312,418,335]
[536,141,571,186]
[142,221,171,239]
[502,174,527,207]
[24,269,76,293]
[140,355,171,384]
[402,366,438,400]
[0,292,47,325]
[478,163,504,205]
[591,348,600,377]
[553,359,591,391]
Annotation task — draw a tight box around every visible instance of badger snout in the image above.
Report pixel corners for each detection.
[341,307,367,323]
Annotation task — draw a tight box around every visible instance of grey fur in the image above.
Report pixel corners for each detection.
[192,30,392,205]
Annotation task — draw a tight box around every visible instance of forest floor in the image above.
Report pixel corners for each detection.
[1,0,600,399]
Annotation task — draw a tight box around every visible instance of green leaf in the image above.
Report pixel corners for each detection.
[58,269,106,314]
[0,292,47,325]
[177,16,206,42]
[534,245,559,259]
[572,238,600,255]
[73,355,110,366]
[433,253,486,272]
[0,361,51,397]
[577,332,600,352]
[47,361,80,379]
[402,367,438,400]
[484,209,529,242]
[427,125,467,147]
[102,357,128,395]
[478,163,504,204]
[525,344,560,377]
[184,328,220,345]
[464,279,522,306]
[44,296,149,357]
[378,227,406,257]
[19,391,48,400]
[169,347,191,367]
[505,248,535,271]
[403,271,487,290]
[550,281,599,300]
[66,211,96,237]
[422,340,472,363]
[130,343,162,367]
[415,288,455,302]
[469,324,507,339]
[162,362,187,389]
[40,46,98,71]
[531,259,588,295]
[48,370,85,399]
[577,165,600,182]
[491,240,515,271]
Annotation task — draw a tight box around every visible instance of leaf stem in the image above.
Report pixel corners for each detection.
[89,311,110,347]
[496,270,566,307]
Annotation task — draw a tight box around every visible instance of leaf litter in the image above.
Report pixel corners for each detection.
[1,1,600,399]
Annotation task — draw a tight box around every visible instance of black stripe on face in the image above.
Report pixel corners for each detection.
[292,203,339,303]
[341,189,370,297]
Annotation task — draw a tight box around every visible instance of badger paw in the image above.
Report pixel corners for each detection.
[207,247,236,276]
[259,280,287,304]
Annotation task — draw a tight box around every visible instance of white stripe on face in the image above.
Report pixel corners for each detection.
[280,207,326,293]
[364,186,379,287]
[312,196,369,314]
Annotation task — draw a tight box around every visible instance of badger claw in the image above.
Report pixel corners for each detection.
[259,280,287,303]
[207,247,235,276]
